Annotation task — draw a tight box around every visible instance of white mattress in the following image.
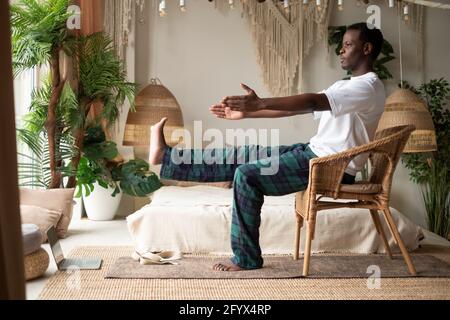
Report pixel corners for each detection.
[127,186,424,255]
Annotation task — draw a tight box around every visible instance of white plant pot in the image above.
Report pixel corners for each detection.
[83,182,122,221]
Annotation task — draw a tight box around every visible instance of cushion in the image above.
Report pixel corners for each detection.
[340,182,382,194]
[22,224,42,256]
[20,205,62,243]
[20,188,75,238]
[24,248,49,281]
[160,179,232,189]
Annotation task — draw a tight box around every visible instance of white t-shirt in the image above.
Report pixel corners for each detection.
[308,72,386,176]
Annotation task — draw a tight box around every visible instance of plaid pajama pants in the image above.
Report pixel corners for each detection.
[160,143,318,269]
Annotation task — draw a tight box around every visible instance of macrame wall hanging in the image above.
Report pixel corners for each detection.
[104,0,146,65]
[240,0,332,96]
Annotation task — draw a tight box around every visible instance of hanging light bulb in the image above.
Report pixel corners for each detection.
[159,0,166,17]
[316,0,322,11]
[180,0,186,12]
[229,0,235,10]
[302,0,309,10]
[403,3,409,21]
[283,0,290,13]
[389,0,395,8]
[338,0,344,11]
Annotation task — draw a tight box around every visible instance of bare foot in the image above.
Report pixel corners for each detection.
[149,117,168,165]
[212,262,244,272]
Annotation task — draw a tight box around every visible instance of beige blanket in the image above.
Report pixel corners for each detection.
[127,186,424,255]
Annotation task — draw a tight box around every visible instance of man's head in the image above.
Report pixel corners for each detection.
[340,22,384,72]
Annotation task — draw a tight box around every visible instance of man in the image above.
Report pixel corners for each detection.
[149,23,386,271]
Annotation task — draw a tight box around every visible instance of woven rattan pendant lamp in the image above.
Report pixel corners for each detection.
[377,88,437,152]
[376,8,437,153]
[123,78,184,148]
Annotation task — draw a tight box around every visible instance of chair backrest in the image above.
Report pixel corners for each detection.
[368,125,415,198]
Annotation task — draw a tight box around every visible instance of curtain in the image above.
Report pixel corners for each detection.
[0,0,26,300]
[80,0,104,35]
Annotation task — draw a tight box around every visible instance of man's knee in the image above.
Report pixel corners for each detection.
[233,165,253,183]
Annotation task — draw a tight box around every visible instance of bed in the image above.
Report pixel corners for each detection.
[127,185,424,255]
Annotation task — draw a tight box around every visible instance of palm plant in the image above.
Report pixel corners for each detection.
[11,0,73,188]
[402,78,450,239]
[12,0,136,190]
[17,77,78,188]
[65,32,136,188]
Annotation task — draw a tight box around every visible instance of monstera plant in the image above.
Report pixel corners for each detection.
[76,126,162,199]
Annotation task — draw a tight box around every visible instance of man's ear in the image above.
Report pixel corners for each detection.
[363,42,373,57]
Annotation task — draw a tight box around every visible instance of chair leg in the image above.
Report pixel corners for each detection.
[302,219,315,276]
[369,209,393,259]
[294,215,303,261]
[382,208,417,276]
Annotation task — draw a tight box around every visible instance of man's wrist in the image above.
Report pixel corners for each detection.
[258,98,268,111]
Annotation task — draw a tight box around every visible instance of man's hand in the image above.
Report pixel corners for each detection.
[222,83,264,112]
[209,104,246,120]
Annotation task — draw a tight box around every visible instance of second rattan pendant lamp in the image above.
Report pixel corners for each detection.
[123,78,185,160]
[376,5,437,153]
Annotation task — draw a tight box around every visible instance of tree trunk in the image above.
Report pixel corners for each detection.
[66,99,92,189]
[46,48,66,189]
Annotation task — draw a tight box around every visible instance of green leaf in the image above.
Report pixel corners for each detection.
[116,159,162,197]
[83,141,119,161]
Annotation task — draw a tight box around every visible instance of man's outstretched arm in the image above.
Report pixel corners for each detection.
[223,83,331,115]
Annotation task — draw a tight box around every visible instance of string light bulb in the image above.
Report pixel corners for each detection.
[389,0,395,8]
[159,0,166,17]
[229,0,235,10]
[302,0,309,10]
[316,0,322,11]
[338,0,344,11]
[283,0,290,13]
[403,3,409,21]
[180,0,186,12]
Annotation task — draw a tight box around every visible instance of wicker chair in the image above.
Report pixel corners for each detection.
[294,125,417,276]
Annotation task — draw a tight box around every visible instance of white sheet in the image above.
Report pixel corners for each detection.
[127,186,424,255]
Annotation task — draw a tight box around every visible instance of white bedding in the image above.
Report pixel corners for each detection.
[127,186,424,255]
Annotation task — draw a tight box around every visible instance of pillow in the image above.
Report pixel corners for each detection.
[20,205,62,243]
[20,188,75,239]
[21,224,42,256]
[160,179,232,189]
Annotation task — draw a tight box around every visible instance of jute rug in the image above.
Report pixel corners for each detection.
[39,246,450,300]
[106,254,450,279]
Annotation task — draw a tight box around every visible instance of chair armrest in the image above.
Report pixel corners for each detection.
[307,139,392,198]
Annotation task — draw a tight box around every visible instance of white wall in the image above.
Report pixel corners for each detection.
[124,0,450,228]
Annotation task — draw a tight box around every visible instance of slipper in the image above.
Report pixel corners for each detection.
[131,250,183,265]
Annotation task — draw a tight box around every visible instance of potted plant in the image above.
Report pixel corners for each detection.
[11,0,75,189]
[12,0,135,189]
[12,0,161,225]
[402,78,450,239]
[76,126,162,221]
